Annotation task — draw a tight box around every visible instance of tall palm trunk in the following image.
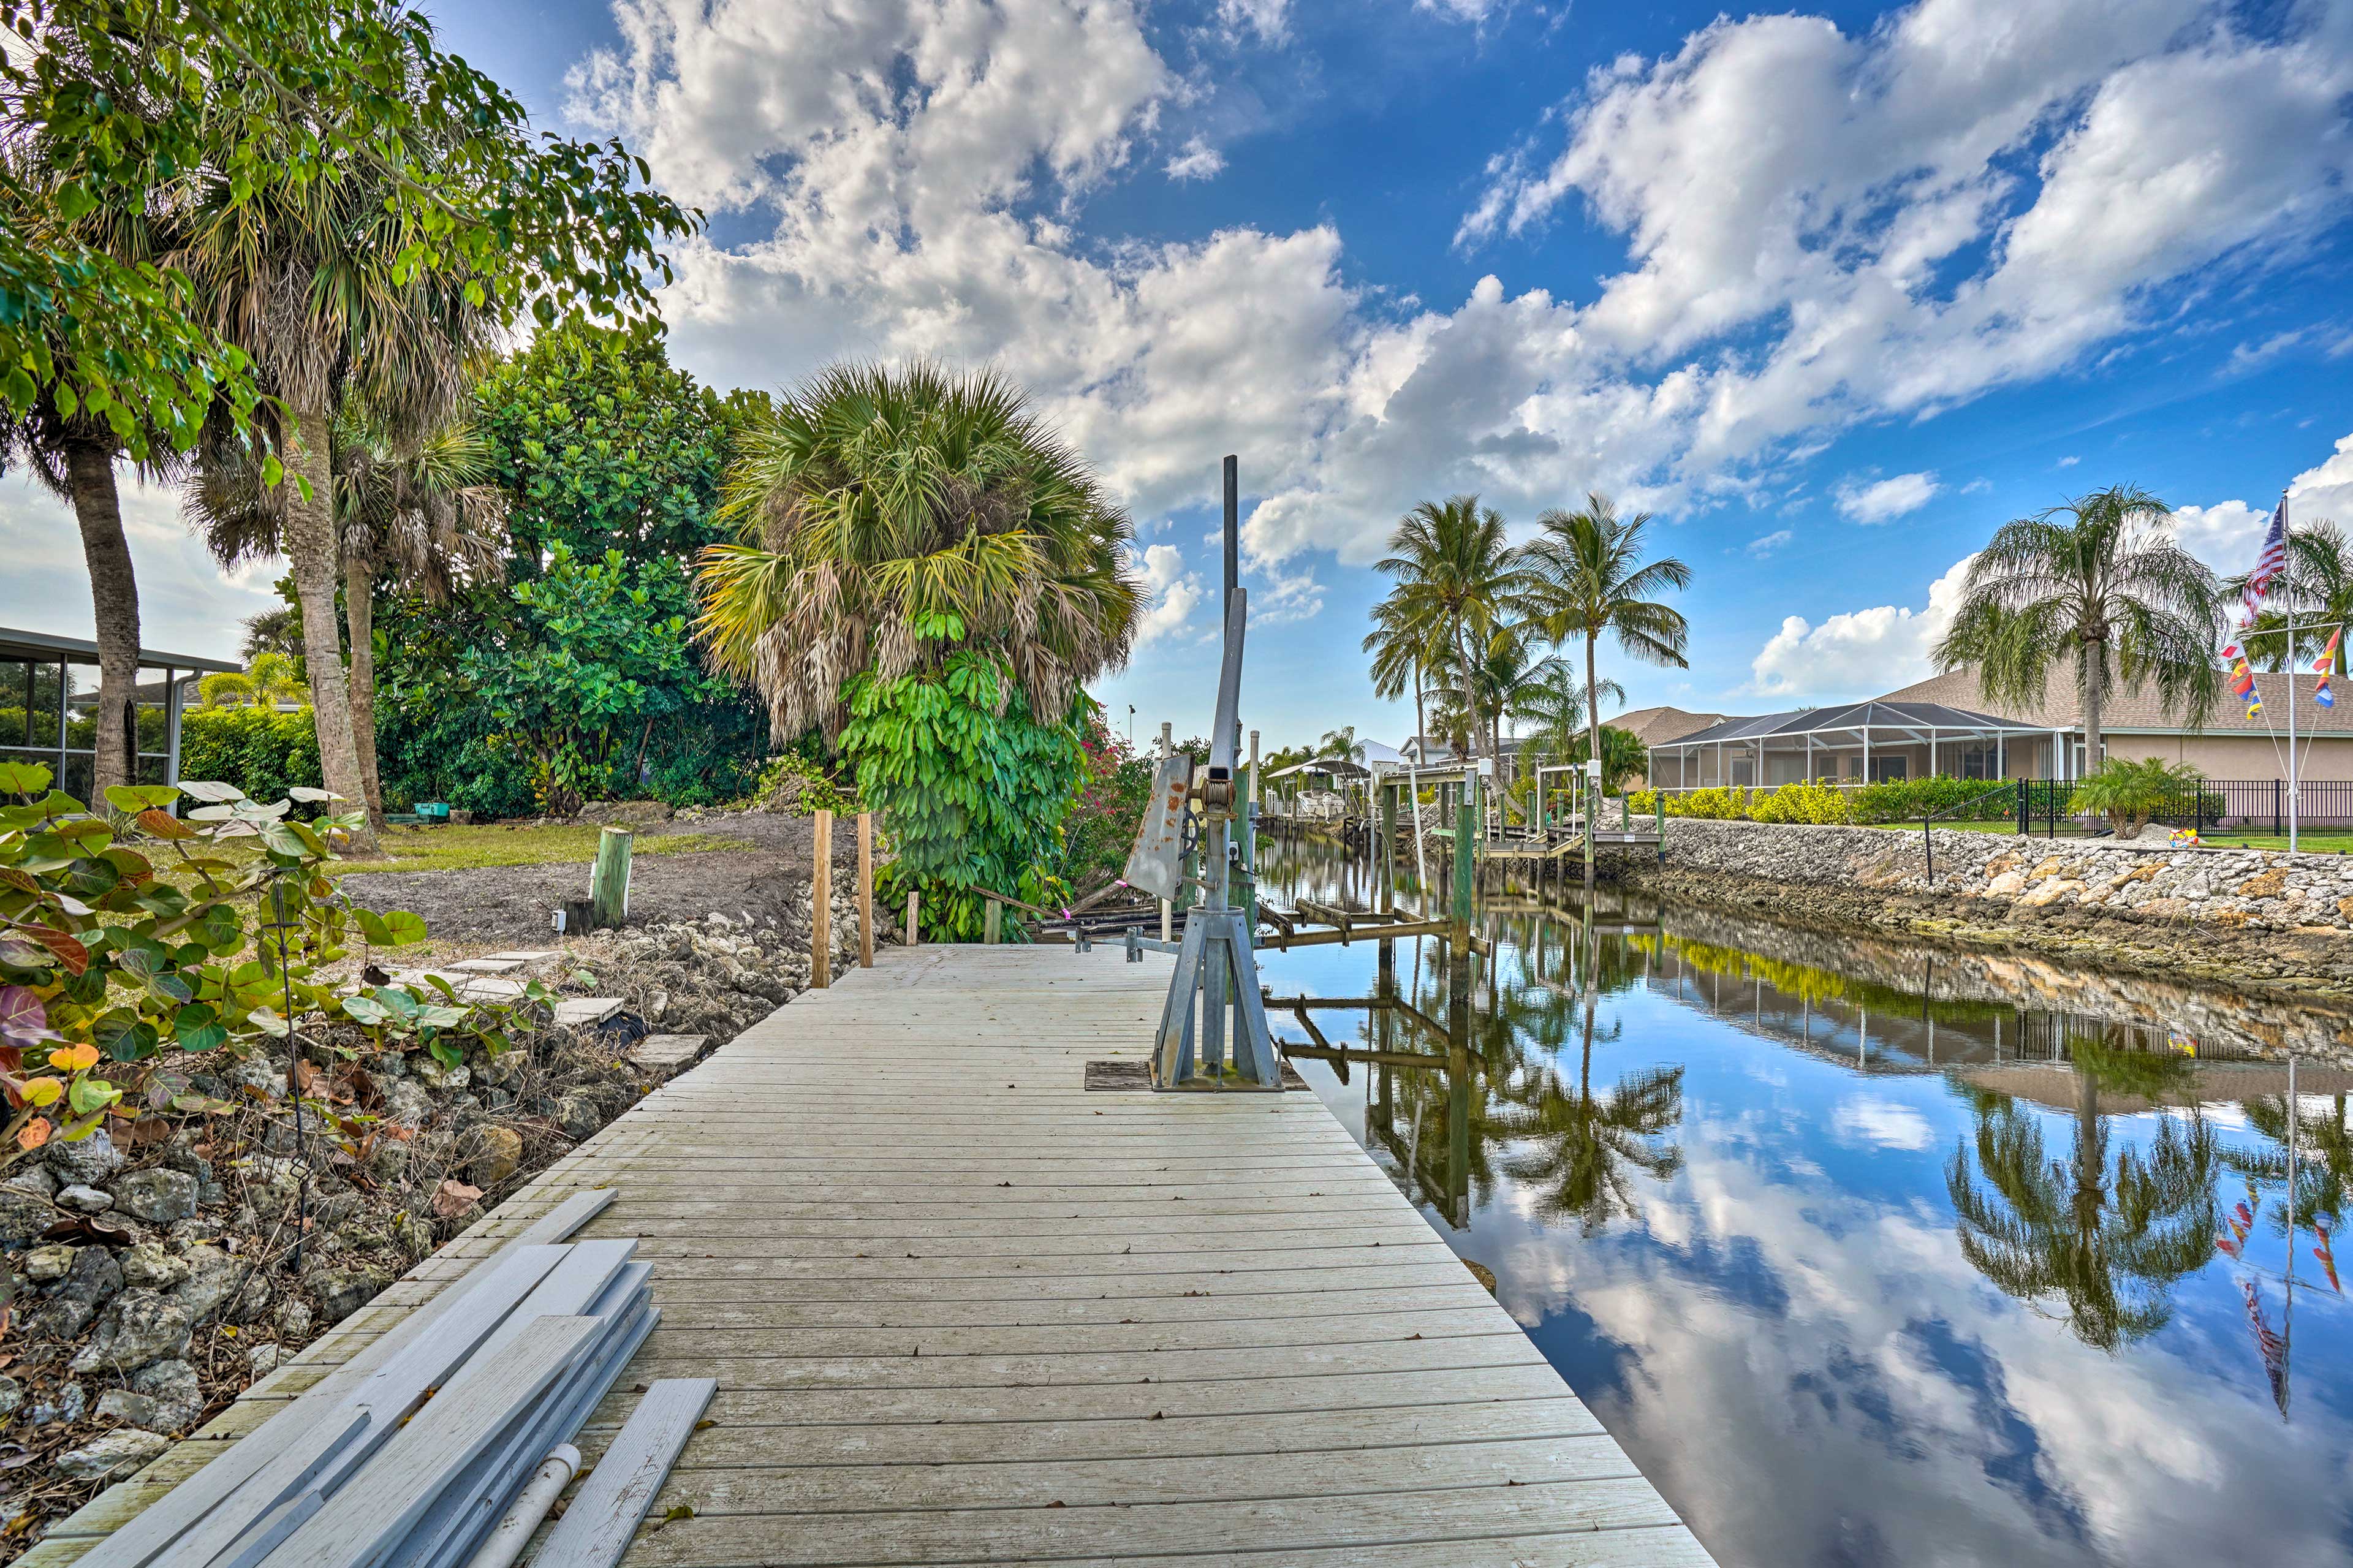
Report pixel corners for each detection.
[343,561,386,828]
[2079,633,2104,779]
[1584,631,1602,792]
[64,439,142,797]
[284,409,377,853]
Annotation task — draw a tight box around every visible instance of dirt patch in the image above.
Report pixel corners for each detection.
[341,811,861,946]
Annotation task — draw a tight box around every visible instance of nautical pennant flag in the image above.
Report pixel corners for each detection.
[2240,494,2290,627]
[2315,627,2342,709]
[2317,1214,2343,1294]
[2225,643,2261,718]
[2238,1275,2291,1419]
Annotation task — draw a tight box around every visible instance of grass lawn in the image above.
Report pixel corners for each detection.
[363,822,752,873]
[1859,819,2353,852]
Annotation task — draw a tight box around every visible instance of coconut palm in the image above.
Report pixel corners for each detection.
[2231,519,2353,673]
[1935,485,2221,775]
[695,363,1140,744]
[1370,496,1533,761]
[1512,662,1624,766]
[2224,1088,2353,1241]
[188,412,504,821]
[1524,495,1690,788]
[1317,726,1367,765]
[1946,1043,2219,1352]
[1363,594,1446,755]
[175,85,496,849]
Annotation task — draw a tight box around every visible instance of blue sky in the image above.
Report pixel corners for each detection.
[7,0,2352,752]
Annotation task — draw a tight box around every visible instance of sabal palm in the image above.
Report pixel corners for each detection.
[1510,660,1623,767]
[188,412,504,819]
[1946,1067,2218,1352]
[1362,595,1444,752]
[2230,520,2353,673]
[1371,496,1531,760]
[1934,485,2221,771]
[696,363,1140,744]
[1524,495,1689,782]
[176,85,494,848]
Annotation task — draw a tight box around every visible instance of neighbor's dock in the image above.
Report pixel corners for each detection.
[37,946,1710,1567]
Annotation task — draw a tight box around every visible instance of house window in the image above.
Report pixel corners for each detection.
[1960,748,1996,780]
[1870,756,1908,782]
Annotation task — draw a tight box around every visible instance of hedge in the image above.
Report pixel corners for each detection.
[179,706,322,801]
[1629,776,2016,827]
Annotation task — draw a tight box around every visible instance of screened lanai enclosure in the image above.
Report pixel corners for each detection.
[1648,700,2058,788]
[0,627,240,798]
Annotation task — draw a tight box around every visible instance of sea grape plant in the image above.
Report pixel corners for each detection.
[0,761,487,1174]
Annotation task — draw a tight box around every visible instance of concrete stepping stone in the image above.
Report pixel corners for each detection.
[551,997,624,1027]
[457,977,529,1001]
[626,1034,707,1080]
[449,958,525,974]
[483,950,560,963]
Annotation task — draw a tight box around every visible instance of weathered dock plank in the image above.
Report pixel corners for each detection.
[34,944,1710,1568]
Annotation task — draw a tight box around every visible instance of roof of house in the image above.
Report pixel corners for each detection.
[1610,705,1737,746]
[0,626,239,675]
[1881,664,2353,735]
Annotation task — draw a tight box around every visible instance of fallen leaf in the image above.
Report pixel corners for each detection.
[14,1117,48,1151]
[431,1178,483,1218]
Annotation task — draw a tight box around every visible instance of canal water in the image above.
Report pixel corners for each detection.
[1251,834,2353,1568]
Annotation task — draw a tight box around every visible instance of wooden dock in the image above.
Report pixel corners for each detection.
[36,945,1711,1567]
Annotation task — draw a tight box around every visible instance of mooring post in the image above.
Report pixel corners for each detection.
[1379,780,1397,913]
[985,896,1002,945]
[1583,774,1597,893]
[811,810,832,988]
[857,811,875,966]
[906,889,920,947]
[589,827,632,930]
[1452,770,1478,952]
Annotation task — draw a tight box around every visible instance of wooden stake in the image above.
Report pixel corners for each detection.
[811,810,832,988]
[905,890,920,946]
[857,811,874,967]
[590,828,632,930]
[984,896,1002,945]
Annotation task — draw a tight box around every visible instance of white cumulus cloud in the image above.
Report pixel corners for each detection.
[1751,555,1977,700]
[1834,472,1939,524]
[1165,135,1226,181]
[1134,543,1204,646]
[1746,529,1794,558]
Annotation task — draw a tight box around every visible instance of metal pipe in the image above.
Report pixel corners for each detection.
[463,1443,578,1568]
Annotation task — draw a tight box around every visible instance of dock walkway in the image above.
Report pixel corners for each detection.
[37,945,1710,1567]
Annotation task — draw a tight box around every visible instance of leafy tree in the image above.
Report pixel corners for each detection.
[1564,725,1649,794]
[1525,495,1690,785]
[1936,485,2221,772]
[198,651,304,710]
[373,322,767,815]
[454,545,730,817]
[1946,1047,2218,1352]
[1512,662,1624,767]
[1317,726,1366,764]
[1368,496,1530,761]
[1363,594,1442,750]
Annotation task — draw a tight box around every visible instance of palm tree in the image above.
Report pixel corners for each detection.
[1935,485,2221,775]
[1369,496,1531,760]
[2231,519,2353,673]
[1524,495,1691,784]
[1946,1043,2219,1351]
[176,90,494,850]
[1513,662,1624,765]
[695,363,1140,744]
[199,651,305,710]
[1362,595,1442,752]
[188,412,504,822]
[1317,726,1366,765]
[2224,1086,2353,1242]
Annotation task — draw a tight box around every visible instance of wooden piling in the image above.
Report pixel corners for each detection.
[905,889,920,946]
[589,827,632,930]
[811,809,832,988]
[984,896,1002,945]
[857,810,874,967]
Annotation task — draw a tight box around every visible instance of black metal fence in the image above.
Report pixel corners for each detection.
[2014,778,2353,837]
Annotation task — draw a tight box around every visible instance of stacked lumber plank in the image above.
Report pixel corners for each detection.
[78,1189,699,1568]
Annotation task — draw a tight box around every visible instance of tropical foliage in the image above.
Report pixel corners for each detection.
[839,654,1091,941]
[2067,757,2205,837]
[1523,494,1690,775]
[1628,776,2017,825]
[199,651,305,710]
[180,705,324,806]
[1935,485,2222,770]
[1365,496,1531,760]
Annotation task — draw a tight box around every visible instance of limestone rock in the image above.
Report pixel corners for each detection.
[0,1183,57,1244]
[111,1168,198,1225]
[34,1245,123,1338]
[463,1124,524,1187]
[274,1298,314,1339]
[56,1183,113,1213]
[71,1291,192,1374]
[170,1245,244,1326]
[23,1243,76,1284]
[44,1127,124,1185]
[0,1376,19,1422]
[29,1382,85,1426]
[119,1241,190,1290]
[302,1262,392,1326]
[55,1428,170,1483]
[246,1343,284,1377]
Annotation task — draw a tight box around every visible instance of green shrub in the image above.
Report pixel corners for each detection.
[180,705,322,803]
[2067,757,2202,836]
[1751,781,1854,824]
[749,749,852,816]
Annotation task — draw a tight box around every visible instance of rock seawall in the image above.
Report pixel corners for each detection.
[1609,819,2353,1000]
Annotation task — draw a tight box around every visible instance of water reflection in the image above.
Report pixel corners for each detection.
[1253,831,2353,1568]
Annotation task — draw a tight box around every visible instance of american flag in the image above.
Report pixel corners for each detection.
[2239,495,2290,627]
